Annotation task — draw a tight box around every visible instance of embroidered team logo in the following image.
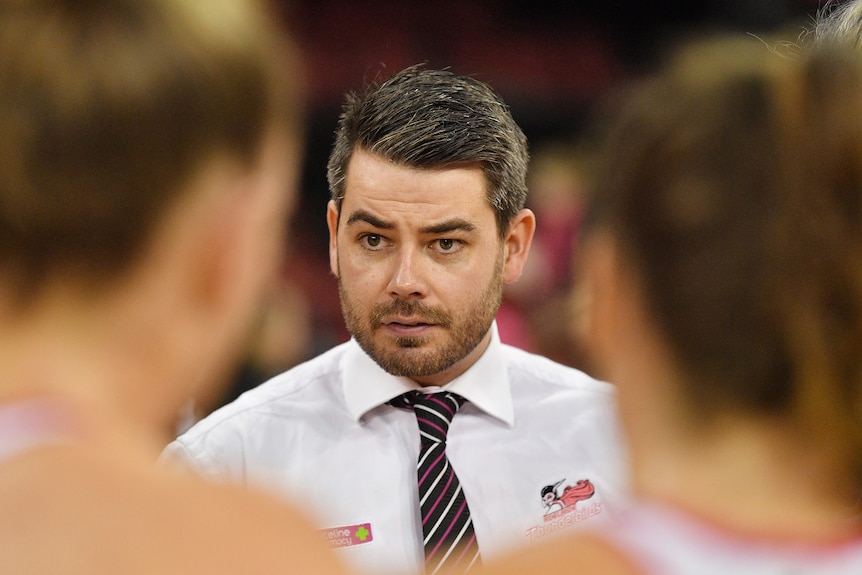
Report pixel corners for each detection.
[525,478,603,542]
[540,478,595,516]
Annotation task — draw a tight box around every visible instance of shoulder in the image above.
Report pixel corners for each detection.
[163,342,352,470]
[480,532,642,575]
[154,467,350,574]
[0,446,349,575]
[503,343,615,396]
[181,343,350,434]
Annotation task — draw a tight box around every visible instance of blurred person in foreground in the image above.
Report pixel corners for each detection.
[0,0,347,573]
[482,37,862,574]
[165,66,628,575]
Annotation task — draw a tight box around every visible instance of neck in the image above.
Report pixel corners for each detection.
[605,325,861,541]
[410,329,493,388]
[0,288,184,454]
[629,412,861,541]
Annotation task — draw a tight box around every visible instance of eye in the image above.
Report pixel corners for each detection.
[438,238,455,251]
[359,233,384,249]
[432,238,463,254]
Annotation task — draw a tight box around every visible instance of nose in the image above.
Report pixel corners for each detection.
[387,246,427,299]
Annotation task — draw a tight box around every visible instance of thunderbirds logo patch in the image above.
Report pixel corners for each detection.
[541,478,595,515]
[525,478,603,542]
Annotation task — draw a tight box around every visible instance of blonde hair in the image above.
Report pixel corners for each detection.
[0,0,301,304]
[585,38,862,485]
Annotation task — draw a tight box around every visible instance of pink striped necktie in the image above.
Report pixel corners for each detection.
[389,391,481,574]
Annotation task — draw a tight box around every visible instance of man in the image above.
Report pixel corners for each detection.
[0,1,346,573]
[165,66,627,575]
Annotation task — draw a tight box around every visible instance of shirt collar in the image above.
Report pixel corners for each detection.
[343,321,514,427]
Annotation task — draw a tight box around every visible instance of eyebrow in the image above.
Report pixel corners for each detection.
[345,210,394,230]
[344,210,477,235]
[421,218,477,235]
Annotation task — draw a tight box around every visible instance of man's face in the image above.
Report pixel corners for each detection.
[327,148,516,387]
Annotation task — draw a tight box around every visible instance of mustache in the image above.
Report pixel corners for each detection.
[370,299,451,327]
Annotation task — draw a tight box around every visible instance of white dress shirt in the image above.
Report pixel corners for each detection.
[163,323,628,575]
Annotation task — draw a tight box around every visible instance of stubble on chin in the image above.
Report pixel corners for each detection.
[337,255,504,379]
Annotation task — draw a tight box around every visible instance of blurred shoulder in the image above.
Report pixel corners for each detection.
[480,532,641,575]
[0,445,349,574]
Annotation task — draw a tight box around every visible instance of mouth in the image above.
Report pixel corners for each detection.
[381,317,436,337]
[382,317,433,327]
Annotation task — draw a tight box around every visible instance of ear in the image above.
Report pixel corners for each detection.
[326,200,340,278]
[577,232,633,382]
[174,146,292,331]
[189,173,270,322]
[131,162,272,422]
[194,133,296,317]
[501,208,537,285]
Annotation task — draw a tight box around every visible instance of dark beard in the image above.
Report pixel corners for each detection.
[339,264,503,378]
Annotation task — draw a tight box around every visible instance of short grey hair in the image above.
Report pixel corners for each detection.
[326,66,529,237]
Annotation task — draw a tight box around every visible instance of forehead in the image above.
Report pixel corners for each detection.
[341,148,493,225]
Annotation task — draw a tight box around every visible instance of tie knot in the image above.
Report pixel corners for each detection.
[389,391,465,443]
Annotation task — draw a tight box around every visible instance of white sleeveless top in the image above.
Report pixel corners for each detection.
[604,501,862,575]
[0,398,78,464]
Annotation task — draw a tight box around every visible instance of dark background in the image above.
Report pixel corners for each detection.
[281,0,825,255]
[214,0,835,411]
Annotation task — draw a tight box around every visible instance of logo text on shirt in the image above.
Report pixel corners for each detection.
[525,478,603,542]
[319,522,374,548]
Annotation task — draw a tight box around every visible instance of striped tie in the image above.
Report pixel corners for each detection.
[389,391,481,574]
